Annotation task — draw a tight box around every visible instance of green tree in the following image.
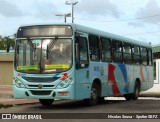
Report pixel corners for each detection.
[0,35,15,51]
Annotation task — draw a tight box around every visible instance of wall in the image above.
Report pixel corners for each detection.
[154,59,160,84]
[0,53,14,85]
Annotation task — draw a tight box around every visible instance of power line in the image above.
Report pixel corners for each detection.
[75,13,160,22]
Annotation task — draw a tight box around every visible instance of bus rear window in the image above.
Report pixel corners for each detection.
[17,25,72,38]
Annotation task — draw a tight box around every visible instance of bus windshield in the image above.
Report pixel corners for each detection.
[15,38,72,74]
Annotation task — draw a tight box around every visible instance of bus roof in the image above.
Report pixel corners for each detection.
[18,23,152,48]
[72,24,152,48]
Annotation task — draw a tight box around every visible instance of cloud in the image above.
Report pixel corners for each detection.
[76,0,121,18]
[28,0,57,20]
[128,22,145,28]
[135,0,160,24]
[0,0,58,20]
[0,0,23,17]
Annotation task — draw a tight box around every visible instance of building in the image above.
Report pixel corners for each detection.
[0,51,14,85]
[153,45,160,84]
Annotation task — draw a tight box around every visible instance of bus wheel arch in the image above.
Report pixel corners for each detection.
[124,78,141,101]
[93,78,102,97]
[84,79,102,106]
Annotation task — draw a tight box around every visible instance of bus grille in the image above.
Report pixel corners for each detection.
[30,90,52,95]
[27,85,54,88]
[23,77,60,82]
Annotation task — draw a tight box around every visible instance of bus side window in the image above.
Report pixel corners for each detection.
[112,40,123,63]
[89,35,100,61]
[123,43,132,64]
[141,47,147,65]
[75,36,89,69]
[101,37,111,62]
[133,45,141,64]
[79,37,88,61]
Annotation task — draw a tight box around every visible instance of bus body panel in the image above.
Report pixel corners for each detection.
[13,23,154,103]
[88,62,154,97]
[75,67,91,99]
[13,66,76,100]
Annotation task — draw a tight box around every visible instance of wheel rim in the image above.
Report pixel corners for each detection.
[135,84,140,96]
[91,88,98,100]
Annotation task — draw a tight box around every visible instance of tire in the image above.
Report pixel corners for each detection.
[124,94,132,101]
[84,83,98,106]
[131,81,140,100]
[39,99,54,106]
[98,97,106,103]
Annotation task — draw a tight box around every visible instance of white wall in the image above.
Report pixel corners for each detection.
[154,59,160,84]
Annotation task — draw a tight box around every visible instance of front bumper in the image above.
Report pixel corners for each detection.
[13,84,75,100]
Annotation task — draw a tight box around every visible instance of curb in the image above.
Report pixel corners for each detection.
[0,99,39,106]
[140,93,160,97]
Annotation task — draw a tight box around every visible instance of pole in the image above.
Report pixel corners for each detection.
[65,15,66,23]
[65,1,78,23]
[72,4,74,23]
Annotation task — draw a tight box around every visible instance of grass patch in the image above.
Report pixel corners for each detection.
[0,104,13,109]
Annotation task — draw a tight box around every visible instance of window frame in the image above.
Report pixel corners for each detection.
[111,40,123,63]
[133,45,141,65]
[100,37,112,62]
[75,35,89,69]
[89,35,100,62]
[141,47,148,66]
[123,43,133,64]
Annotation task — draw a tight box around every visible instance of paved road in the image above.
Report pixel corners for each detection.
[1,97,160,113]
[0,97,160,122]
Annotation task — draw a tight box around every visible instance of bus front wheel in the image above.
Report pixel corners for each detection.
[84,83,98,106]
[39,99,54,106]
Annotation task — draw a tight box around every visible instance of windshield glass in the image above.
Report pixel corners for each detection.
[15,38,72,74]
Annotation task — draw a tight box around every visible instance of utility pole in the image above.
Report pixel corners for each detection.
[55,13,71,23]
[65,1,78,23]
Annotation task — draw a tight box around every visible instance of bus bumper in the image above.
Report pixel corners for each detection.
[13,84,75,100]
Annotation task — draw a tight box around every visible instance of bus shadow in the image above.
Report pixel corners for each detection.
[33,99,126,110]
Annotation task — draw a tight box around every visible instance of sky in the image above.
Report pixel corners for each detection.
[0,0,160,45]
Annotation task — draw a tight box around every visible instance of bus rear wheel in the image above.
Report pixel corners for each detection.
[39,99,54,106]
[131,81,140,100]
[124,94,132,100]
[84,83,98,106]
[124,81,140,100]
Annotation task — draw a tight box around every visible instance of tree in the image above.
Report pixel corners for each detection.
[0,35,15,51]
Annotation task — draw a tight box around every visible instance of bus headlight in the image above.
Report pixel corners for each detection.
[57,78,73,89]
[14,78,25,88]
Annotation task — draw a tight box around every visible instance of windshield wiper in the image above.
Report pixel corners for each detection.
[46,37,58,59]
[48,37,58,52]
[46,45,49,59]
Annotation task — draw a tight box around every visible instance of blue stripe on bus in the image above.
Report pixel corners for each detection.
[118,64,129,93]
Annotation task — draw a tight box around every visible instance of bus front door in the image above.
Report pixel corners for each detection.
[75,34,90,99]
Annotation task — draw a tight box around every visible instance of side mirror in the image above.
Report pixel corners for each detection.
[17,45,19,54]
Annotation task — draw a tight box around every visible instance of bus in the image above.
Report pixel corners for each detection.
[13,23,154,106]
